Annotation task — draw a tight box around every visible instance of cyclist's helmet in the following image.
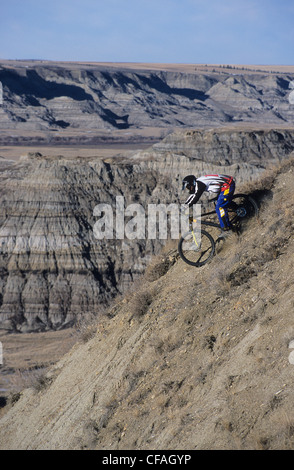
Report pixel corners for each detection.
[182,175,196,191]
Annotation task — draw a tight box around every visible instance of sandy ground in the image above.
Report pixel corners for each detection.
[0,143,154,161]
[0,126,166,161]
[0,329,77,416]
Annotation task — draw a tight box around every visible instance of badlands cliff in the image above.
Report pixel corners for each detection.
[1,127,294,332]
[0,63,294,135]
[1,62,294,332]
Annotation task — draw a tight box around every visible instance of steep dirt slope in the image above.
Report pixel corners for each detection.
[1,159,294,450]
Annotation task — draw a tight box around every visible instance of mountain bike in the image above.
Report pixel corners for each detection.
[178,193,258,267]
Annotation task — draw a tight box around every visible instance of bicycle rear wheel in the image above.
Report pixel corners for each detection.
[178,229,215,267]
[228,193,258,226]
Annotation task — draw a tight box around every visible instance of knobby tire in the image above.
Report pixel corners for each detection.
[178,229,215,267]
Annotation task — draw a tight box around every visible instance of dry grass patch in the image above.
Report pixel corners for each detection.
[128,289,155,320]
[144,240,178,282]
[239,152,294,195]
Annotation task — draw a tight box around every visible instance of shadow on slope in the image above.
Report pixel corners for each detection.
[0,69,94,102]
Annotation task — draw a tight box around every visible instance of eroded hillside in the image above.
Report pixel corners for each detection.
[1,63,294,137]
[1,128,294,332]
[1,157,294,450]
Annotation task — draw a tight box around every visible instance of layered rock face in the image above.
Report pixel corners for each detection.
[0,153,171,332]
[0,65,294,134]
[1,128,294,332]
[137,128,294,181]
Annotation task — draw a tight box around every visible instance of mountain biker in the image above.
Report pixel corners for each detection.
[182,174,235,232]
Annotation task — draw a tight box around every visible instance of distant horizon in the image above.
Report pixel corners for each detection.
[1,58,293,67]
[1,59,293,74]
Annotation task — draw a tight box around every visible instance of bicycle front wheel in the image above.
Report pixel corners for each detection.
[178,229,215,267]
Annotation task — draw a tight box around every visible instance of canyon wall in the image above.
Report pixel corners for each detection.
[1,127,294,332]
[0,64,294,134]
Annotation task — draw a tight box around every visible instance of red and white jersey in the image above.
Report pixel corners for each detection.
[185,174,234,206]
[197,174,234,193]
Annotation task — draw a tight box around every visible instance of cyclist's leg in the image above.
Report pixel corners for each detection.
[215,183,235,229]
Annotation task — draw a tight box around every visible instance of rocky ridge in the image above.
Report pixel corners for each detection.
[1,64,294,134]
[134,127,294,181]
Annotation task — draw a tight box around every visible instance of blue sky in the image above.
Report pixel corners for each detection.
[1,0,293,64]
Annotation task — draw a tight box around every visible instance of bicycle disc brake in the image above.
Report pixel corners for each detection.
[236,206,247,217]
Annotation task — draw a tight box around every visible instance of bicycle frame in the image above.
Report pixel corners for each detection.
[178,193,258,267]
[200,193,258,231]
[200,197,222,230]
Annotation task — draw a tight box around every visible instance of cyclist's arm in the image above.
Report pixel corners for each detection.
[185,181,206,207]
